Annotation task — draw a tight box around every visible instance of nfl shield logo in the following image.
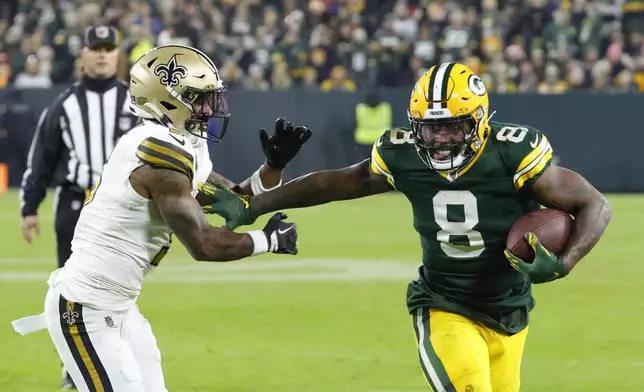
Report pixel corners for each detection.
[104,316,115,328]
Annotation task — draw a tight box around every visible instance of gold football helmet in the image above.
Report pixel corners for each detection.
[129,44,229,143]
[408,62,490,172]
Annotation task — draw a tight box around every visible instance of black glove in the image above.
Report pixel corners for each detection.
[261,212,298,255]
[260,117,312,170]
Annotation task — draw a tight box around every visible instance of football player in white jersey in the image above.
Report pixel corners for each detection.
[12,45,310,392]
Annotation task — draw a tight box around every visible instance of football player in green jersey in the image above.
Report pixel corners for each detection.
[202,63,612,392]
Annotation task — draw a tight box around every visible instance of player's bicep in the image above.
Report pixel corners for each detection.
[141,166,210,257]
[136,137,195,182]
[531,164,601,215]
[352,159,393,195]
[512,131,553,190]
[131,164,252,261]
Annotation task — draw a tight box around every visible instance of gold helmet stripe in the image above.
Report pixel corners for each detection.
[431,62,455,109]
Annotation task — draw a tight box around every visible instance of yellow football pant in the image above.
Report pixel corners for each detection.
[411,308,528,392]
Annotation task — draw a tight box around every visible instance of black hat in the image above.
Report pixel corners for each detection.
[84,25,119,49]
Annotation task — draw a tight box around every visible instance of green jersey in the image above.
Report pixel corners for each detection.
[370,121,554,334]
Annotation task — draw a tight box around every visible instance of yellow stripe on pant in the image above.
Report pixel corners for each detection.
[69,322,104,391]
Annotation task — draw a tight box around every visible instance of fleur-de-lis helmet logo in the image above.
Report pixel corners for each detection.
[154,55,188,87]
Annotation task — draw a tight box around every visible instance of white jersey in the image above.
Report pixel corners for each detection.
[52,120,212,311]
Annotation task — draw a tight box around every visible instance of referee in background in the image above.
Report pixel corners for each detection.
[19,25,136,389]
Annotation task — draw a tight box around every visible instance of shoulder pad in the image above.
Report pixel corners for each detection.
[491,122,553,190]
[378,127,415,149]
[136,135,195,182]
[369,128,414,189]
[132,122,195,153]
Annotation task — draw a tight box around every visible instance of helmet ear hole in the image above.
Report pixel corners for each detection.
[160,101,177,111]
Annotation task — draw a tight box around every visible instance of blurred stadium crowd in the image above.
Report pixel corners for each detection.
[1,0,644,93]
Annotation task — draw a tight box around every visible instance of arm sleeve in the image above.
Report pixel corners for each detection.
[369,130,397,190]
[20,105,64,217]
[507,127,554,191]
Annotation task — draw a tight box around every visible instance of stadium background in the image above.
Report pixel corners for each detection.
[1,0,643,391]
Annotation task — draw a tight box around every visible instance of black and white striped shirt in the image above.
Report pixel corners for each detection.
[20,76,137,217]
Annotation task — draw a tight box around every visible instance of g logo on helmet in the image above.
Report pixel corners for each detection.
[154,55,188,87]
[468,75,486,96]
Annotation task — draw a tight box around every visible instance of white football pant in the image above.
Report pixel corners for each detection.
[44,285,167,392]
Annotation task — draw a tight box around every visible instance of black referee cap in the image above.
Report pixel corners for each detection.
[84,25,119,49]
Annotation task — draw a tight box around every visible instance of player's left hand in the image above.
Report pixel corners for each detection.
[260,117,312,170]
[260,212,298,255]
[197,182,258,229]
[504,232,567,284]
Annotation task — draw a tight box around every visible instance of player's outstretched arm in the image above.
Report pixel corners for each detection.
[531,164,612,274]
[201,159,392,229]
[199,165,282,199]
[252,159,391,214]
[131,166,297,261]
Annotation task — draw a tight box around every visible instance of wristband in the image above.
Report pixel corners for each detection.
[247,230,268,256]
[250,166,282,195]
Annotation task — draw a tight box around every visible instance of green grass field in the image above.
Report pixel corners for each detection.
[0,190,642,391]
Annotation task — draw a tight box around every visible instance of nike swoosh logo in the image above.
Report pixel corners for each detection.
[376,137,383,147]
[278,226,294,235]
[546,271,561,282]
[169,133,186,146]
[530,134,539,148]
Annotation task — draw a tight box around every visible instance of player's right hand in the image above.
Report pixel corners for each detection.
[261,212,298,255]
[504,232,567,284]
[21,215,40,244]
[198,182,258,229]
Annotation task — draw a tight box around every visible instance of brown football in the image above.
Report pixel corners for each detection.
[506,208,573,262]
